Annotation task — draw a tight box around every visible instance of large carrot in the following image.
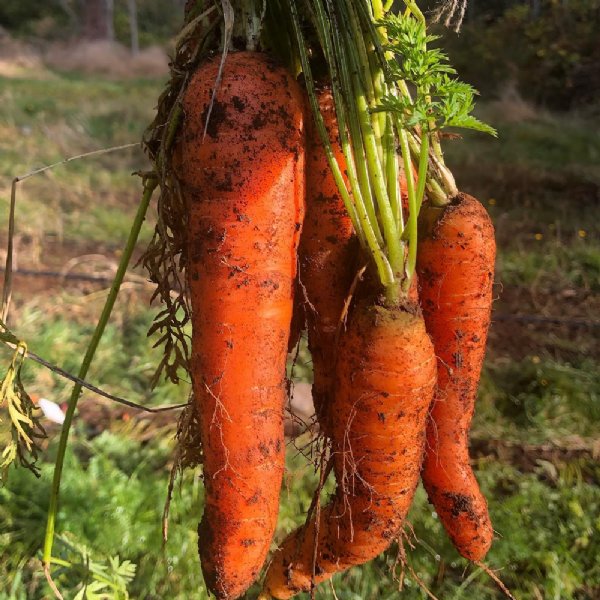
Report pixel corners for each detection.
[299,88,357,433]
[174,51,305,599]
[417,192,496,562]
[263,300,437,598]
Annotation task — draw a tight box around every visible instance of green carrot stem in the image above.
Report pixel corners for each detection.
[407,130,457,202]
[384,114,401,229]
[347,47,403,282]
[317,0,395,286]
[247,0,265,50]
[344,0,385,149]
[415,132,429,214]
[293,0,392,285]
[338,0,407,298]
[354,81,403,280]
[402,131,429,289]
[425,178,449,206]
[371,0,384,18]
[430,129,444,164]
[232,0,263,50]
[289,0,361,234]
[398,128,416,201]
[398,128,416,291]
[325,0,384,247]
[428,146,458,201]
[341,96,383,244]
[345,2,377,113]
[403,0,425,22]
[426,104,444,165]
[42,177,157,566]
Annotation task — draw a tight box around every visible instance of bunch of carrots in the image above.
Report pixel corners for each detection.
[143,0,498,598]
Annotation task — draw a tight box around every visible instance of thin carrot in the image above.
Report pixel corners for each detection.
[300,90,417,434]
[300,89,357,434]
[263,300,437,598]
[174,51,305,599]
[417,192,496,562]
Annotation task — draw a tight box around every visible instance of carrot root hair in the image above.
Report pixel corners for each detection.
[474,561,517,600]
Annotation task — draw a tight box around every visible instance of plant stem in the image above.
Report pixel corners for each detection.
[403,0,425,23]
[305,0,393,285]
[407,130,456,204]
[353,74,403,280]
[401,130,428,291]
[325,0,384,247]
[415,132,429,214]
[42,177,157,566]
[398,127,416,289]
[341,11,403,283]
[344,0,384,151]
[384,114,401,230]
[233,0,263,50]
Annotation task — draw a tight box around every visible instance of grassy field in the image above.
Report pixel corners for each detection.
[0,64,599,600]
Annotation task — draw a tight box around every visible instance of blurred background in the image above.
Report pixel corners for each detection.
[0,1,598,599]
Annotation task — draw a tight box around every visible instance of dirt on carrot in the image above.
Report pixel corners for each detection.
[174,51,305,599]
[299,88,358,435]
[263,300,437,598]
[417,192,496,562]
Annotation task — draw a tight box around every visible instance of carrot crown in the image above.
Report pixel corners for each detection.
[289,0,495,305]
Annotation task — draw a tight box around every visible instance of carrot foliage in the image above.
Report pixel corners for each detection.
[288,0,496,303]
[378,14,496,138]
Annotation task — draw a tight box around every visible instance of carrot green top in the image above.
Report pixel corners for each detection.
[285,0,496,305]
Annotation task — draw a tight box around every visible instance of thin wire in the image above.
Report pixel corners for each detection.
[1,143,140,323]
[0,336,187,413]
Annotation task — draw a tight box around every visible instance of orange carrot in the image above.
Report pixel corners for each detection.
[263,300,437,598]
[174,52,305,599]
[417,192,496,562]
[299,89,357,433]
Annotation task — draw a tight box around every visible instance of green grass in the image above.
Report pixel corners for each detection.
[0,73,162,246]
[476,357,600,442]
[446,106,600,181]
[497,238,600,290]
[1,299,598,598]
[0,76,161,131]
[1,298,190,408]
[2,432,599,599]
